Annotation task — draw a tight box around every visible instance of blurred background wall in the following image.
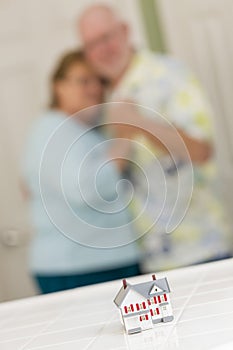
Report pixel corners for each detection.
[0,0,233,301]
[0,0,147,301]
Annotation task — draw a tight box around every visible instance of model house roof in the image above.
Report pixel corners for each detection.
[114,283,133,307]
[114,276,171,307]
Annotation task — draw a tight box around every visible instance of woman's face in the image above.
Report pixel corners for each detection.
[55,62,103,116]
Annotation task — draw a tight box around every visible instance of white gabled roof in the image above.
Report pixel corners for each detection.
[114,283,132,307]
[149,284,164,294]
[114,277,171,307]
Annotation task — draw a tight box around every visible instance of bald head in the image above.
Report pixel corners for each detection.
[78,5,133,82]
[79,5,121,34]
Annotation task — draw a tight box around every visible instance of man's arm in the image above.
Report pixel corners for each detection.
[136,117,212,164]
[107,103,212,164]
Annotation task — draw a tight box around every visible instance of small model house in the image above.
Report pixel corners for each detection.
[114,275,174,334]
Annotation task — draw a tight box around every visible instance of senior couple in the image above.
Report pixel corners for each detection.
[22,5,232,294]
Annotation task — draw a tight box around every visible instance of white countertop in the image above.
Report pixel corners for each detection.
[1,258,233,350]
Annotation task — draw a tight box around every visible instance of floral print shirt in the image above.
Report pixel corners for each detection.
[109,50,231,271]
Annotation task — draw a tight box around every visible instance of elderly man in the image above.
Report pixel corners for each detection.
[78,5,232,271]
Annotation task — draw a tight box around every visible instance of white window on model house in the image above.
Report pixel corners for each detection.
[140,302,147,310]
[123,304,135,314]
[150,296,158,305]
[161,294,168,303]
[150,307,160,317]
[139,315,149,321]
[135,302,146,311]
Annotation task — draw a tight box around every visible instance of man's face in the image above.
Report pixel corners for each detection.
[80,14,130,80]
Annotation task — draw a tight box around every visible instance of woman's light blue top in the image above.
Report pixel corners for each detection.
[22,110,140,275]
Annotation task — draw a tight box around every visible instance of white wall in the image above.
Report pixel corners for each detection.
[0,0,147,301]
[157,0,233,225]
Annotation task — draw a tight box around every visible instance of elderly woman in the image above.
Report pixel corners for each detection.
[22,50,140,294]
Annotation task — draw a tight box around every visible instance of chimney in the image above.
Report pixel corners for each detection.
[152,274,156,280]
[123,279,127,289]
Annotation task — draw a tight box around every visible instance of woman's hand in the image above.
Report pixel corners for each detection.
[105,101,141,139]
[108,137,132,171]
